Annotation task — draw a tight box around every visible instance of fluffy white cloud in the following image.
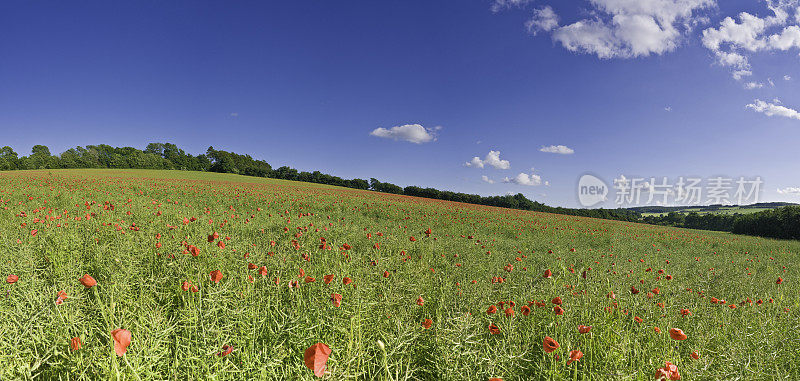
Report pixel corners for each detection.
[503,171,543,186]
[491,0,533,13]
[465,150,511,169]
[466,156,484,168]
[370,124,437,144]
[777,187,800,195]
[746,99,800,120]
[702,2,800,75]
[539,145,575,154]
[744,81,764,89]
[785,74,792,80]
[733,69,753,80]
[481,175,495,184]
[546,0,714,59]
[526,6,559,35]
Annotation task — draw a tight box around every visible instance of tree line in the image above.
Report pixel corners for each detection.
[642,207,800,240]
[0,143,640,222]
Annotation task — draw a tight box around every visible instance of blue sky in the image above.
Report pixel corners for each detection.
[1,0,799,207]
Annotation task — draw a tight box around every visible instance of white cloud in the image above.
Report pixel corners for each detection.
[746,98,800,120]
[546,0,714,59]
[370,124,437,144]
[744,81,764,89]
[526,6,559,35]
[229,112,239,117]
[481,175,495,184]
[702,1,800,74]
[491,0,533,13]
[664,106,672,111]
[539,144,575,154]
[466,156,484,168]
[777,187,800,195]
[465,150,511,169]
[733,69,753,80]
[503,171,543,186]
[785,74,792,80]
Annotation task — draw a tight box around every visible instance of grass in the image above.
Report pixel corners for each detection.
[1,169,799,380]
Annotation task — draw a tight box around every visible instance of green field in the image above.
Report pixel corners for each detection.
[1,169,798,380]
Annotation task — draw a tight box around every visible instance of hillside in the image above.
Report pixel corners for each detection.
[1,169,798,379]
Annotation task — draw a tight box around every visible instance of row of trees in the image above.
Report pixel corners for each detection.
[641,207,800,240]
[0,144,211,171]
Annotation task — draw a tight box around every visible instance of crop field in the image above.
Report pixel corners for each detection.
[1,169,799,380]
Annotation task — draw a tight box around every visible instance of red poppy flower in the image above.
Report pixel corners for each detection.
[552,297,562,305]
[70,337,82,351]
[422,318,432,329]
[567,350,583,365]
[669,328,687,340]
[578,325,592,334]
[655,361,680,381]
[210,270,223,283]
[489,324,501,334]
[554,305,565,315]
[521,305,531,316]
[6,274,18,284]
[190,284,199,292]
[79,274,97,288]
[324,274,335,284]
[248,263,257,270]
[217,345,233,357]
[487,305,497,314]
[181,281,190,291]
[55,290,68,305]
[543,269,553,278]
[634,316,643,323]
[416,296,425,306]
[504,307,515,317]
[330,293,342,307]
[654,327,661,333]
[343,277,352,285]
[304,343,331,377]
[777,277,783,284]
[543,336,560,353]
[691,351,700,360]
[111,328,131,356]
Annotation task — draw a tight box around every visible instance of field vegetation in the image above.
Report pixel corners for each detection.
[1,169,798,380]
